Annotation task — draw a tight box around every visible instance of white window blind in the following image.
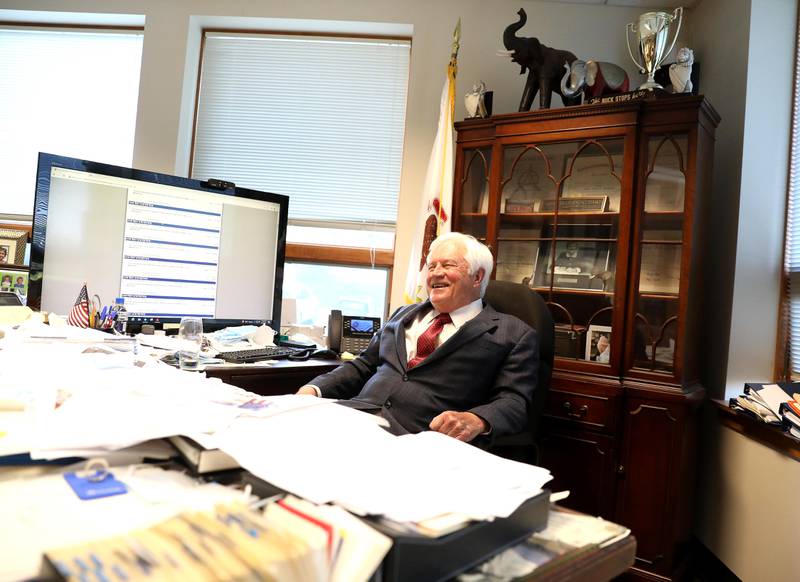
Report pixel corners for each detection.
[785,23,800,379]
[0,27,143,215]
[192,32,410,226]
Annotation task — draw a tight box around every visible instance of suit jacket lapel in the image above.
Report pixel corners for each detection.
[393,300,431,367]
[412,303,499,370]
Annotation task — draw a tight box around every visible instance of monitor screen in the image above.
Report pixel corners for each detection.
[29,153,289,333]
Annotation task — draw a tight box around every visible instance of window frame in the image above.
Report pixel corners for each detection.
[777,14,800,381]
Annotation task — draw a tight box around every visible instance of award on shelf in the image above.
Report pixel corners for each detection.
[540,196,608,213]
[505,198,541,213]
[639,244,681,294]
[626,7,683,90]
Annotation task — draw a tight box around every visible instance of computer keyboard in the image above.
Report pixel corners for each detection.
[217,346,297,363]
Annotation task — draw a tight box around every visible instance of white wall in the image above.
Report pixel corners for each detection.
[0,0,647,311]
[691,0,800,580]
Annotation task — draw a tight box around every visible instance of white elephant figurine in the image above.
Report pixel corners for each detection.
[560,59,630,102]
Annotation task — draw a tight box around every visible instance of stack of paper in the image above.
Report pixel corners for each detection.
[731,383,800,438]
[40,495,392,582]
[265,496,392,582]
[209,403,552,527]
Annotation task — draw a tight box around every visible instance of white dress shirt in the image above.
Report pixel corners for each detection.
[405,298,484,362]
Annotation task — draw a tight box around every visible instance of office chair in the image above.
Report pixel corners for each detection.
[0,291,23,306]
[484,280,554,464]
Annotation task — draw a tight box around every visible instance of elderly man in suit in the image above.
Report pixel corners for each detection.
[298,232,539,444]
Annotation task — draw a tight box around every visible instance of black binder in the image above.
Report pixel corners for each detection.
[374,489,550,582]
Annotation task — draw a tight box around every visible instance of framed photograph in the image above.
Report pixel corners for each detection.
[533,239,612,290]
[0,267,29,304]
[0,228,27,265]
[586,324,612,363]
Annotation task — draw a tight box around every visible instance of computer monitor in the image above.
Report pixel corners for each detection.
[29,153,289,333]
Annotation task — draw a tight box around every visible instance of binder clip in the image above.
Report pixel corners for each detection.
[63,458,128,500]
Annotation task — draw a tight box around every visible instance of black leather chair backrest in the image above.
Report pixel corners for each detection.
[484,280,554,442]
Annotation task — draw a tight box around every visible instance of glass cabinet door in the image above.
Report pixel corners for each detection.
[631,135,687,374]
[457,147,491,242]
[494,138,625,368]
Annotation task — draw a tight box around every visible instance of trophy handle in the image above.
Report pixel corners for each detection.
[625,22,645,73]
[663,6,684,65]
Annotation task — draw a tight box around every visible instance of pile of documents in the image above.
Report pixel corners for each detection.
[43,496,391,582]
[730,382,800,439]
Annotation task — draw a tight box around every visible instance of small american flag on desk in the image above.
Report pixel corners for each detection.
[67,283,90,328]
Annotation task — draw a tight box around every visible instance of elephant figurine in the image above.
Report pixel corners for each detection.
[560,59,630,102]
[501,8,581,111]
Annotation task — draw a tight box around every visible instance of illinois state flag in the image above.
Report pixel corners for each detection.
[67,282,90,328]
[403,20,460,304]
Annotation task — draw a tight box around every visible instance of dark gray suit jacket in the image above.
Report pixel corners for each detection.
[311,300,539,440]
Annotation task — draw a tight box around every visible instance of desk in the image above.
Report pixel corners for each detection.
[204,358,339,395]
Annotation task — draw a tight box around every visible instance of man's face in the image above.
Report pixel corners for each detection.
[426,241,483,313]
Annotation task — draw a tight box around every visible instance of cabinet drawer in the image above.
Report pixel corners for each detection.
[544,389,615,431]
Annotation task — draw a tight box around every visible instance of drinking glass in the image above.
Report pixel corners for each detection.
[178,317,203,370]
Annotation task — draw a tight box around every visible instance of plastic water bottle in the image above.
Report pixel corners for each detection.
[114,297,128,335]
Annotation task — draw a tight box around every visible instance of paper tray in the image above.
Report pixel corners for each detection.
[241,474,549,582]
[374,489,550,582]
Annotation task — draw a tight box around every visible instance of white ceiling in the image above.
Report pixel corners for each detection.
[540,0,698,8]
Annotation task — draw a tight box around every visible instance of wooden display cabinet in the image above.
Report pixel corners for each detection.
[453,95,719,581]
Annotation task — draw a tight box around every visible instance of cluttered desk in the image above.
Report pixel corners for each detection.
[0,319,634,581]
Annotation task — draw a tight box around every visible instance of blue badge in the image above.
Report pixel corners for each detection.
[64,471,128,500]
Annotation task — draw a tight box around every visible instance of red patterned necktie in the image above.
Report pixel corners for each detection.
[408,313,452,369]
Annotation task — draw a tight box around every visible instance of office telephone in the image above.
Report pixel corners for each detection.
[327,310,381,354]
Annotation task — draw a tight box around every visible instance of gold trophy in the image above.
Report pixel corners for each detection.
[626,7,683,90]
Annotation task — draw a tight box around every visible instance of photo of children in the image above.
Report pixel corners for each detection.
[0,245,8,264]
[0,269,28,304]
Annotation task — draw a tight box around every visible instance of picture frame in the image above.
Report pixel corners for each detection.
[0,267,29,304]
[533,239,612,290]
[586,324,612,363]
[540,196,609,213]
[639,244,682,294]
[0,228,28,265]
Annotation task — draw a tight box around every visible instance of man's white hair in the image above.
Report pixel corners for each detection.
[427,232,494,297]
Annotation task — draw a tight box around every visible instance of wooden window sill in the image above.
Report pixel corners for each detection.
[285,243,393,267]
[713,399,800,462]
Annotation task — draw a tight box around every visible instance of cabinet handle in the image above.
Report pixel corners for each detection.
[563,401,588,419]
[617,465,625,475]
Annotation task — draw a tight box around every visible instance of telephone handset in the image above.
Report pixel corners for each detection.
[327,310,381,354]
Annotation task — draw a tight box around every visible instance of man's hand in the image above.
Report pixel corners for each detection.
[296,385,319,396]
[429,411,487,442]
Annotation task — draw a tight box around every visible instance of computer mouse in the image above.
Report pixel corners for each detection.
[311,349,339,360]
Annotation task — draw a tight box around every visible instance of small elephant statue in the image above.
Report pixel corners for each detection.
[501,8,581,110]
[560,59,630,102]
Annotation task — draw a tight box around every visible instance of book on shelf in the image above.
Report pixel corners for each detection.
[168,435,240,474]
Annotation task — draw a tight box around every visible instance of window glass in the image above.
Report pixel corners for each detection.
[0,27,143,215]
[283,262,388,327]
[192,32,410,244]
